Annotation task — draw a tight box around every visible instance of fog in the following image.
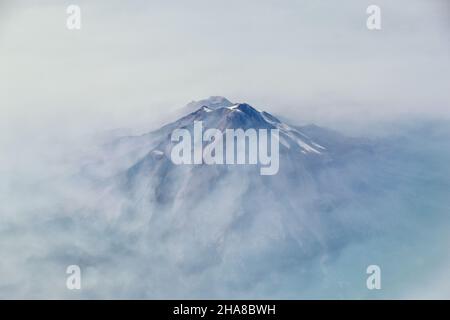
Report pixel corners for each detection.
[1,1,450,298]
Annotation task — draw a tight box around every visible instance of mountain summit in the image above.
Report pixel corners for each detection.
[102,97,371,179]
[184,96,233,112]
[159,98,326,158]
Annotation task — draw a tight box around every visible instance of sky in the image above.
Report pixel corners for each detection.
[1,0,449,138]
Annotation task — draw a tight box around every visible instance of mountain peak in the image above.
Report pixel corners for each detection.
[170,100,326,154]
[231,103,261,114]
[185,96,233,112]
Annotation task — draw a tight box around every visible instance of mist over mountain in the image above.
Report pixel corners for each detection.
[2,97,450,299]
[1,0,449,300]
[67,97,401,296]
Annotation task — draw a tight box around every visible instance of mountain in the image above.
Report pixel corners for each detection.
[79,97,382,277]
[3,96,449,299]
[184,96,234,112]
